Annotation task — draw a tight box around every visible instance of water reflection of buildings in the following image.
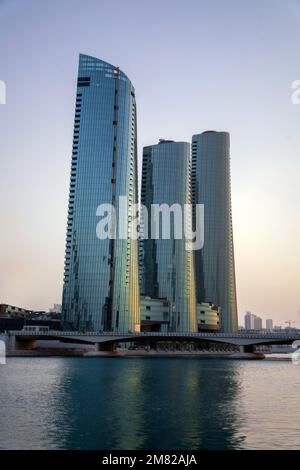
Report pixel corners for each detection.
[61,359,246,449]
[181,361,246,449]
[106,364,146,449]
[4,358,247,450]
[59,359,146,449]
[136,359,246,449]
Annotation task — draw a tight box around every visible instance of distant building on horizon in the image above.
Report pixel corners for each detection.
[266,319,273,330]
[62,54,140,332]
[140,140,197,332]
[49,304,62,314]
[244,311,255,330]
[192,131,238,333]
[254,315,263,330]
[244,311,263,330]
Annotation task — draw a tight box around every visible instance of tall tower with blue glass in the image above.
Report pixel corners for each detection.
[62,54,140,332]
[140,140,197,333]
[192,131,238,333]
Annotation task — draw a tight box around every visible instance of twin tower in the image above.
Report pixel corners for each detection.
[62,55,238,333]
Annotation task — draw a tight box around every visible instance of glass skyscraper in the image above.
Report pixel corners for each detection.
[140,140,197,333]
[192,131,238,332]
[62,54,140,332]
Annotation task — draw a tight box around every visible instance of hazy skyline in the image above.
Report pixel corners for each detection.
[0,0,300,326]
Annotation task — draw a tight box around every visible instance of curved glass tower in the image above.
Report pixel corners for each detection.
[62,54,140,332]
[141,140,197,333]
[192,131,238,332]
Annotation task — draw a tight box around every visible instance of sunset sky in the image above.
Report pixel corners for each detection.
[0,0,299,326]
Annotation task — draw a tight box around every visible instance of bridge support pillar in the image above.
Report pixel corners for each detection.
[6,334,16,352]
[15,339,37,350]
[240,345,255,353]
[95,342,116,352]
[230,344,265,359]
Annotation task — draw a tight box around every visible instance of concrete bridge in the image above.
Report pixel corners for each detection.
[4,330,300,355]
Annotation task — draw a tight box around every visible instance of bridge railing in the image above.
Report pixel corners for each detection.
[6,330,300,340]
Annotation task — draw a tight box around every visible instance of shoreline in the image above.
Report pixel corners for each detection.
[5,349,275,360]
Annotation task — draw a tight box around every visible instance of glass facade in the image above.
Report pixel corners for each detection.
[140,140,197,333]
[62,54,140,332]
[192,131,238,333]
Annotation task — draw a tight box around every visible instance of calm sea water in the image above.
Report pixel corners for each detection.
[0,357,299,450]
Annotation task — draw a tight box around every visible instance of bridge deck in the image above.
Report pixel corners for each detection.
[5,330,300,347]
